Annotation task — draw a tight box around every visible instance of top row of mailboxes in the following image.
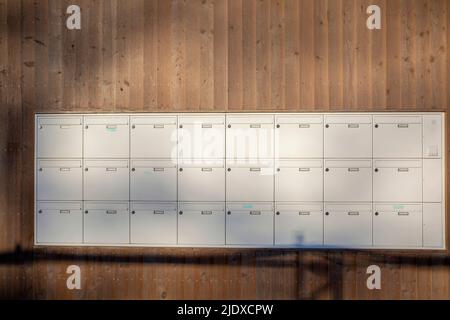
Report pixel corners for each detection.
[36,114,443,159]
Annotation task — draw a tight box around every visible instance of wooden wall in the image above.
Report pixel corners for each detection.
[0,0,449,299]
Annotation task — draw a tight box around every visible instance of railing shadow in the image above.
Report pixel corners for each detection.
[0,242,449,300]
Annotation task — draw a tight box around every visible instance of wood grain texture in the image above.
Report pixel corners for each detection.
[0,0,449,299]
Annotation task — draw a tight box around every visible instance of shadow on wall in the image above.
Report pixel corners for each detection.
[0,242,449,300]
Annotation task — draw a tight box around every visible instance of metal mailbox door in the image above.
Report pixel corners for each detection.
[130,160,177,201]
[84,160,129,201]
[37,160,82,201]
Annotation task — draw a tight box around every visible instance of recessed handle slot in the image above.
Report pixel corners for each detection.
[106,210,117,215]
[201,211,213,215]
[106,168,117,172]
[250,211,261,215]
[348,123,360,129]
[60,125,71,129]
[59,167,71,172]
[398,212,410,216]
[348,168,360,172]
[202,124,213,129]
[299,124,310,129]
[250,124,261,129]
[201,168,213,172]
[398,168,409,172]
[106,125,117,130]
[154,124,165,129]
[60,210,70,214]
[397,123,409,128]
[299,168,311,172]
[348,211,360,216]
[154,210,165,215]
[153,168,165,172]
[250,168,261,172]
[299,211,311,216]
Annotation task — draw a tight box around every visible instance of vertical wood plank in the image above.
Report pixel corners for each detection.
[143,0,158,110]
[128,0,145,111]
[386,0,402,109]
[400,0,417,110]
[371,0,387,109]
[356,0,372,109]
[343,0,357,110]
[328,0,343,110]
[283,0,300,110]
[270,0,285,111]
[429,0,447,110]
[157,0,172,109]
[185,0,201,110]
[170,0,185,111]
[199,0,215,110]
[242,0,256,109]
[228,0,243,110]
[256,0,271,110]
[213,0,228,110]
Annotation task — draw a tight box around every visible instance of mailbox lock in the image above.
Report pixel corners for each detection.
[85,210,88,214]
[276,212,280,216]
[226,211,231,215]
[374,168,378,172]
[228,124,231,129]
[375,212,379,216]
[325,212,329,216]
[132,125,136,129]
[39,168,42,172]
[179,211,183,215]
[325,168,329,172]
[325,124,329,128]
[85,168,89,172]
[227,168,231,172]
[132,168,136,172]
[132,211,136,215]
[38,210,42,214]
[276,124,280,129]
[85,125,89,129]
[375,124,379,128]
[179,168,183,172]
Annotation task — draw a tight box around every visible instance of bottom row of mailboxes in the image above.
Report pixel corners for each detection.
[35,202,443,248]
